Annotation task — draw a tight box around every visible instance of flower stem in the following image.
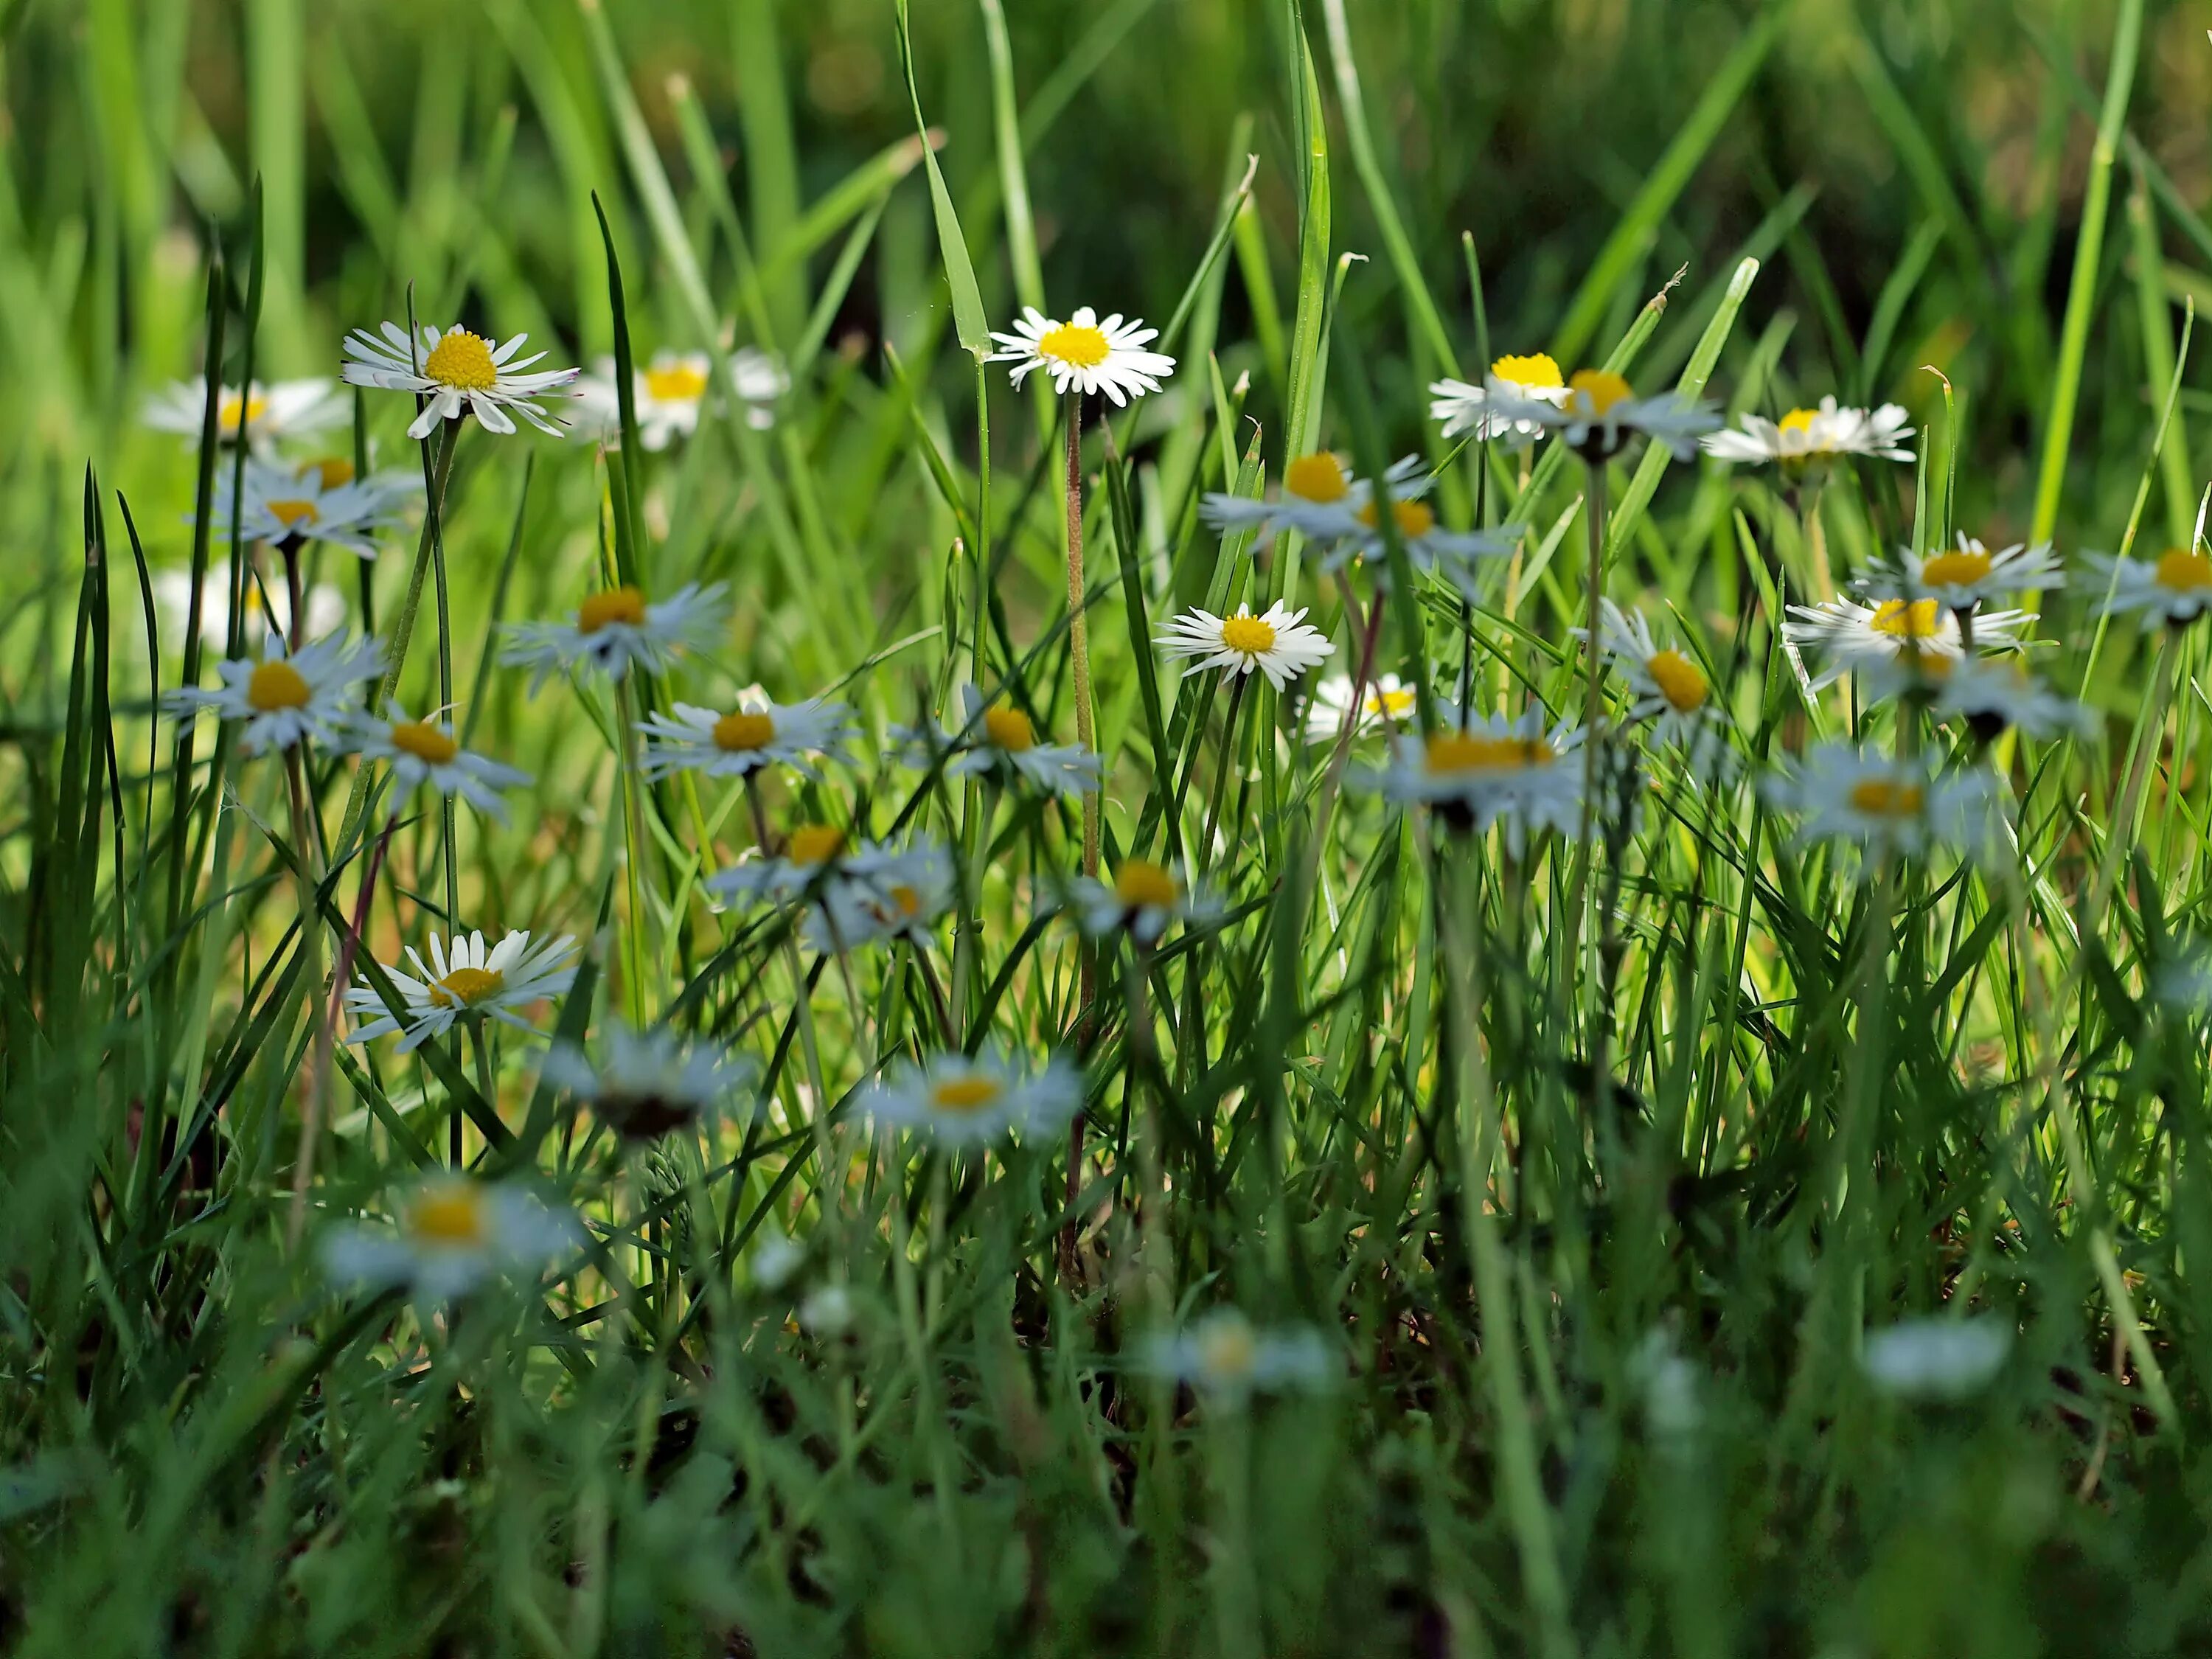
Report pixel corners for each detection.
[282,748,334,1247]
[1060,389,1096,1287]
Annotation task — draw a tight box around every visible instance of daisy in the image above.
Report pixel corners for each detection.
[1199,453,1430,546]
[1141,1308,1335,1401]
[212,456,419,558]
[1582,600,1721,745]
[540,1023,748,1140]
[1316,493,1523,598]
[1157,601,1334,690]
[986,306,1175,405]
[1487,369,1718,462]
[1884,535,2064,613]
[809,842,956,951]
[142,376,347,448]
[1783,596,2031,686]
[857,1047,1083,1147]
[898,685,1102,796]
[342,928,580,1051]
[748,1228,807,1291]
[499,582,727,692]
[163,630,381,756]
[2084,545,2212,628]
[1427,352,1572,446]
[341,321,580,439]
[707,822,872,914]
[1927,658,2092,742]
[350,705,532,823]
[320,1175,577,1304]
[1304,672,1418,740]
[1861,1317,2011,1402]
[1761,745,2002,860]
[1702,396,1914,470]
[799,1284,855,1335]
[152,566,348,650]
[1068,856,1217,946]
[1371,705,1585,855]
[574,347,789,448]
[636,691,854,782]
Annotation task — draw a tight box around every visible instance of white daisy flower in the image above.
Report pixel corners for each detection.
[1857,655,2091,742]
[1881,535,2064,613]
[540,1023,749,1140]
[320,1175,578,1305]
[897,685,1102,796]
[151,567,349,651]
[1199,453,1431,547]
[636,692,854,782]
[1427,352,1572,447]
[1486,368,1719,462]
[1760,745,2003,861]
[341,321,581,439]
[1581,600,1722,745]
[1702,396,1914,469]
[2084,545,2212,629]
[857,1047,1083,1147]
[1157,601,1334,690]
[1369,705,1585,855]
[162,630,380,756]
[574,347,789,448]
[349,705,531,823]
[1862,1317,2011,1402]
[1782,596,2031,687]
[1069,856,1219,947]
[499,582,728,692]
[985,306,1175,406]
[807,842,956,951]
[1315,493,1524,599]
[341,928,580,1052]
[142,376,348,449]
[209,456,420,559]
[1141,1308,1335,1401]
[706,822,872,914]
[1304,672,1419,740]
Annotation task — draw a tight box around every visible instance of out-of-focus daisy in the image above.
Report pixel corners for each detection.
[1071,856,1216,946]
[212,456,419,558]
[748,1228,807,1291]
[1428,353,1572,447]
[1905,658,2092,742]
[1317,493,1523,597]
[342,928,580,1052]
[1783,595,2030,686]
[2084,546,2212,629]
[810,842,956,951]
[798,1284,855,1335]
[1702,397,1913,470]
[1885,535,2063,613]
[1582,600,1721,745]
[1371,706,1584,855]
[321,1175,577,1304]
[1200,453,1429,547]
[636,690,853,782]
[1304,672,1418,740]
[163,631,380,756]
[1489,369,1718,462]
[152,567,348,650]
[540,1023,748,1140]
[1158,601,1333,690]
[986,306,1175,405]
[898,685,1102,796]
[1141,1308,1334,1401]
[500,582,727,692]
[707,822,870,915]
[350,705,531,823]
[341,321,580,439]
[1862,1317,2011,1402]
[1761,745,2002,860]
[142,377,347,448]
[858,1047,1082,1147]
[574,347,789,448]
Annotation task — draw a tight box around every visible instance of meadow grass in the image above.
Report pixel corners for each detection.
[7,0,2212,1653]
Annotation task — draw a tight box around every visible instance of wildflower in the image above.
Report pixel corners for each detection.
[2084,546,2212,629]
[708,823,874,917]
[898,685,1102,796]
[1427,353,1571,447]
[858,1047,1083,1147]
[1862,1317,2012,1402]
[1488,368,1717,462]
[1142,1308,1335,1401]
[211,456,420,558]
[1783,595,2029,686]
[810,843,956,950]
[321,1175,578,1304]
[1304,672,1419,740]
[1582,599,1722,745]
[541,1023,748,1140]
[162,630,381,756]
[636,691,854,782]
[341,320,580,439]
[1199,453,1429,546]
[499,582,727,691]
[1315,492,1523,598]
[1157,601,1334,690]
[151,567,347,650]
[1371,705,1585,855]
[1909,658,2092,742]
[342,928,580,1051]
[574,347,788,448]
[1701,396,1913,470]
[1761,745,2002,861]
[748,1228,806,1291]
[799,1284,855,1335]
[1886,535,2064,613]
[142,377,347,448]
[986,306,1175,405]
[350,706,531,823]
[1071,856,1217,945]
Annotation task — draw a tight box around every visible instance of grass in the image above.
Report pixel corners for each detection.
[7,0,2212,1653]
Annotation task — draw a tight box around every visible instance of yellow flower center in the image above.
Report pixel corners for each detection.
[301,457,355,490]
[577,587,647,634]
[422,328,500,392]
[388,720,459,765]
[889,883,924,918]
[1036,322,1111,369]
[1354,498,1437,540]
[264,498,320,530]
[1114,859,1180,909]
[1568,369,1632,417]
[1847,779,1924,818]
[1368,686,1417,719]
[1778,408,1820,438]
[1869,598,1945,641]
[2154,549,2212,594]
[1423,731,1552,773]
[1219,613,1278,655]
[930,1074,1004,1113]
[1918,549,1993,590]
[429,966,505,1009]
[1645,650,1708,713]
[218,390,268,434]
[1491,353,1564,391]
[1196,1321,1259,1381]
[712,711,777,751]
[787,824,845,866]
[983,706,1037,751]
[1283,453,1350,504]
[643,361,711,403]
[405,1180,490,1248]
[246,660,312,712]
